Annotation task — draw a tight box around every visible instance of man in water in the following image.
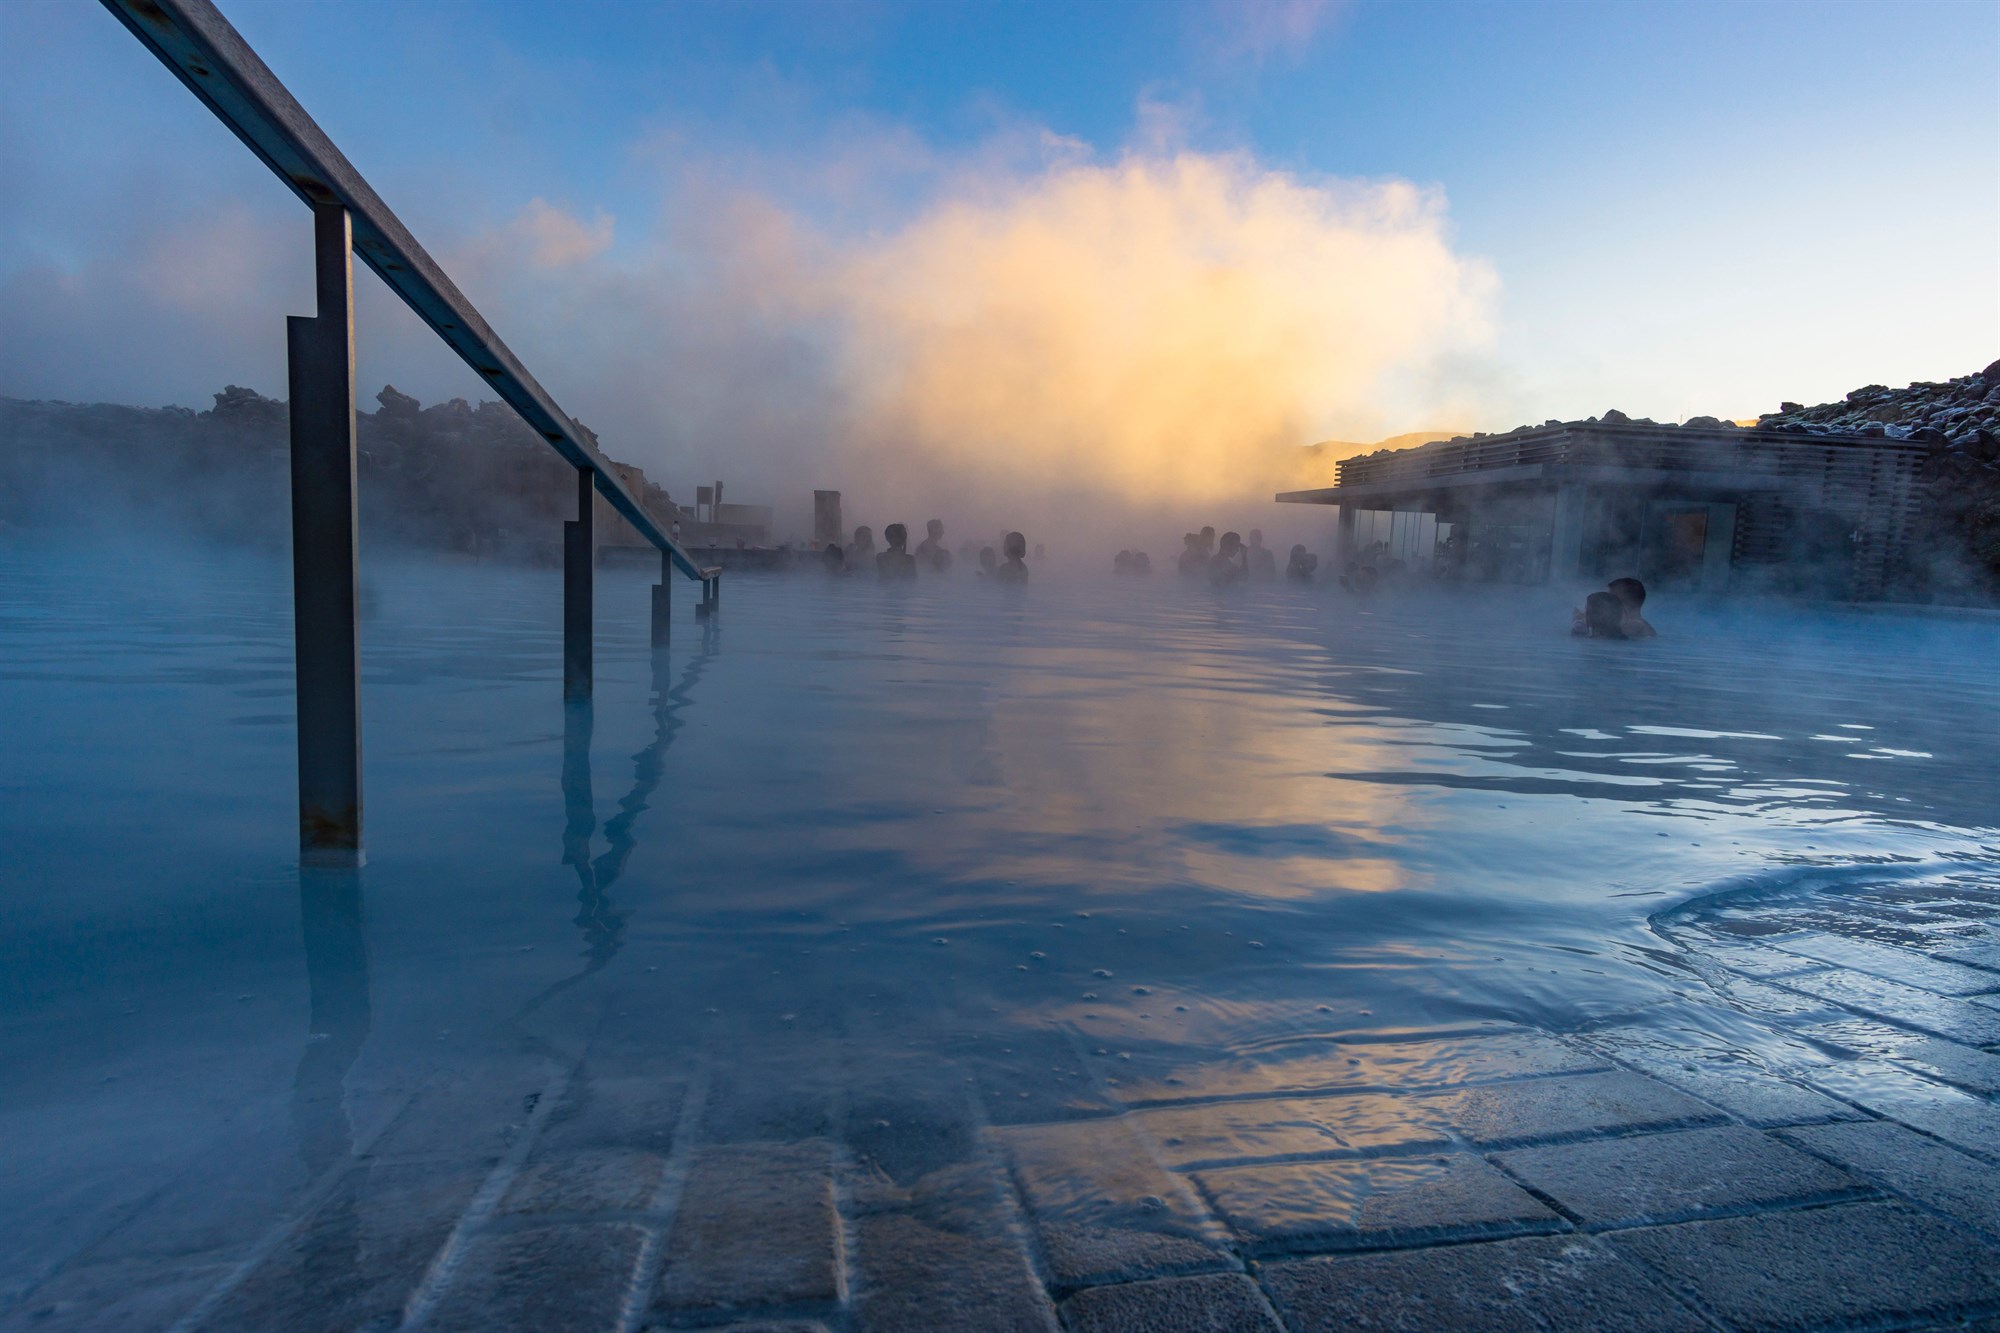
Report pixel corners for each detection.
[978,546,999,577]
[1247,529,1278,580]
[849,525,876,564]
[1609,577,1657,638]
[876,523,918,579]
[1199,526,1217,558]
[1286,544,1318,581]
[1210,531,1248,585]
[915,519,952,573]
[821,542,845,574]
[1177,533,1205,577]
[996,531,1029,583]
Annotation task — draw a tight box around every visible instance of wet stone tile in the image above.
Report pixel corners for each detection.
[1770,933,2000,996]
[1059,1273,1283,1333]
[994,1116,1229,1289]
[1778,970,2000,1046]
[499,1147,666,1216]
[6,1257,233,1333]
[1491,1125,1868,1228]
[1606,1050,1859,1127]
[652,1140,841,1320]
[1192,1153,1563,1253]
[850,1210,1058,1333]
[1097,1031,1601,1106]
[1798,1018,2000,1095]
[1131,1093,1446,1170]
[962,1028,1116,1125]
[536,1073,687,1156]
[1419,1070,1722,1148]
[1803,1060,2000,1159]
[1605,1201,2000,1331]
[200,1157,489,1333]
[427,1221,645,1333]
[1779,1120,2000,1241]
[368,1066,553,1163]
[1261,1234,1706,1333]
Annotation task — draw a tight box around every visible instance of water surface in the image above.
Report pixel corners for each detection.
[4,538,1998,1302]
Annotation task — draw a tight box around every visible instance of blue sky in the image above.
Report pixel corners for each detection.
[1,0,1995,506]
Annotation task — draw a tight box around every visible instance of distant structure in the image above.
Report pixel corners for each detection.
[1277,415,1928,600]
[814,490,843,549]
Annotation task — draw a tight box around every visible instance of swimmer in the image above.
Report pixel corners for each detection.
[876,523,917,579]
[1578,590,1628,639]
[916,519,953,573]
[978,546,999,577]
[1286,544,1318,581]
[849,525,876,564]
[1113,550,1135,574]
[1609,577,1657,638]
[1210,531,1248,585]
[1247,529,1277,580]
[821,542,846,574]
[996,531,1029,584]
[1177,533,1205,577]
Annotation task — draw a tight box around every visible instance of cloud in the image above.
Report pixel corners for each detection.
[510,198,615,267]
[817,150,1495,514]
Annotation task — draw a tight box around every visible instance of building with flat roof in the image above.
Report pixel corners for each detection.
[1276,418,1929,599]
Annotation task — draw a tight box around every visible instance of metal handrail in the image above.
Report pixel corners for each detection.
[101,0,718,583]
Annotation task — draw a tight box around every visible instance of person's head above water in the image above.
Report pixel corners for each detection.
[1003,532,1027,561]
[1584,591,1627,639]
[853,525,873,546]
[1218,531,1242,556]
[1200,526,1216,544]
[884,523,908,551]
[979,546,998,571]
[1249,529,1265,548]
[1609,577,1646,609]
[926,519,944,541]
[1183,533,1200,549]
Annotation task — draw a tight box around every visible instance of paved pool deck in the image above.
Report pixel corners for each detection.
[13,873,2000,1332]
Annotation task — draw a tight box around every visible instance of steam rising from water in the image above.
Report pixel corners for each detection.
[817,153,1496,516]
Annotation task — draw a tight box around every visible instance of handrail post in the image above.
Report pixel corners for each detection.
[564,467,594,697]
[651,548,671,648]
[288,202,363,861]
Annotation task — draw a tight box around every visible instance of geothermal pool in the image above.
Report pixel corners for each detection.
[5,539,2000,1328]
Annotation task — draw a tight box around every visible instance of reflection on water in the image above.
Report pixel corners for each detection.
[2,538,1999,1311]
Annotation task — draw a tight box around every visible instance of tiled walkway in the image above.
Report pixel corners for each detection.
[15,874,2000,1331]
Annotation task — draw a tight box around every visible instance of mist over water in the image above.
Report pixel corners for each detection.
[4,533,1999,1293]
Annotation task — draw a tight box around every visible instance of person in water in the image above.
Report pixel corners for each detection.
[1247,529,1278,580]
[1609,577,1657,638]
[978,546,999,577]
[1210,531,1248,585]
[876,523,918,579]
[849,525,876,564]
[915,519,952,573]
[996,531,1029,583]
[821,542,846,574]
[1176,533,1205,577]
[1577,590,1628,638]
[1286,544,1318,581]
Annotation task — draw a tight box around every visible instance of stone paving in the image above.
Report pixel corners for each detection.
[11,874,2000,1331]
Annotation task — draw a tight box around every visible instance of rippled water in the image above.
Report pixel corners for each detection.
[3,536,1998,1298]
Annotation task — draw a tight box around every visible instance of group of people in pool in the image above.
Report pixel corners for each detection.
[1573,577,1657,640]
[821,519,1032,583]
[1129,527,1318,585]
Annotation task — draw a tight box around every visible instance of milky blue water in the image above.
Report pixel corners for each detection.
[4,537,1998,1298]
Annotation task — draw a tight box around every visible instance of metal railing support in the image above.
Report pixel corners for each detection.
[651,549,671,648]
[563,468,593,698]
[288,202,363,860]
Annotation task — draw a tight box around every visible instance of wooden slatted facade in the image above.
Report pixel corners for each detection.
[1278,422,1929,599]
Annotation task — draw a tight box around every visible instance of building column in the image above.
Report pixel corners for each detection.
[1335,505,1358,566]
[287,203,363,860]
[1549,483,1590,584]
